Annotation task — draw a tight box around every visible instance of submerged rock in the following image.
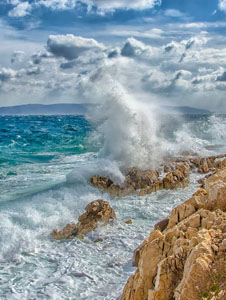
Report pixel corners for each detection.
[51,199,116,240]
[94,238,104,243]
[121,168,226,300]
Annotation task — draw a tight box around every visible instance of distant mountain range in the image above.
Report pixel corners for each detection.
[0,104,88,115]
[0,103,212,115]
[162,106,212,115]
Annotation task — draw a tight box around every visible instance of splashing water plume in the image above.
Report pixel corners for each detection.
[84,73,163,170]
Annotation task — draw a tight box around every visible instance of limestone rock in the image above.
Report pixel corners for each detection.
[190,154,226,174]
[163,163,190,190]
[154,217,169,232]
[51,199,116,240]
[90,164,190,198]
[90,168,159,197]
[121,168,226,300]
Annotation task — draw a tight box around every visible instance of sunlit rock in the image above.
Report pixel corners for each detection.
[121,168,226,300]
[51,199,116,240]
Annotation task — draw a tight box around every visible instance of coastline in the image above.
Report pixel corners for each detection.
[120,160,226,300]
[50,153,226,299]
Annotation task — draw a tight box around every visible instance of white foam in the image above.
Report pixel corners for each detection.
[0,175,199,300]
[66,158,125,185]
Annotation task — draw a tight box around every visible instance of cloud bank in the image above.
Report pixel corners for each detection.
[47,34,104,60]
[0,32,226,111]
[81,0,161,12]
[7,0,161,17]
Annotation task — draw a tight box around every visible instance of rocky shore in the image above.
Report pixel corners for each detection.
[121,165,226,300]
[89,154,226,198]
[52,154,226,299]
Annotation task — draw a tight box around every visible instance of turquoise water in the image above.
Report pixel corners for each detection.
[0,115,95,202]
[0,114,226,299]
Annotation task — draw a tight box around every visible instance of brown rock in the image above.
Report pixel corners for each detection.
[94,238,104,243]
[51,223,79,240]
[51,199,116,240]
[120,168,226,300]
[163,163,190,190]
[133,238,149,267]
[125,220,132,224]
[154,217,169,232]
[90,163,190,198]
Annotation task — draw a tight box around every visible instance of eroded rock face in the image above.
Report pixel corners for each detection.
[51,199,116,240]
[89,155,226,199]
[190,155,226,174]
[90,168,159,197]
[90,164,190,198]
[121,169,226,300]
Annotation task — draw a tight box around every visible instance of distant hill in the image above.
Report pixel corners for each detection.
[163,106,212,115]
[0,103,89,115]
[0,103,212,115]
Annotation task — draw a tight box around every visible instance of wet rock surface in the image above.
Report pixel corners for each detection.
[90,155,226,199]
[120,168,226,300]
[90,163,190,198]
[51,199,116,240]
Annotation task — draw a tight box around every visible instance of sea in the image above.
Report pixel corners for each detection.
[0,112,226,300]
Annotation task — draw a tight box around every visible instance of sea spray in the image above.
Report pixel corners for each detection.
[66,159,125,184]
[80,70,163,170]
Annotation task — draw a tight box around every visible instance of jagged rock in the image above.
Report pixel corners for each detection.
[162,163,190,190]
[121,168,226,300]
[216,158,226,170]
[133,238,149,267]
[90,164,190,198]
[125,220,133,224]
[154,217,169,232]
[52,223,79,240]
[89,155,226,198]
[51,199,116,240]
[190,155,226,174]
[90,168,159,197]
[125,168,159,189]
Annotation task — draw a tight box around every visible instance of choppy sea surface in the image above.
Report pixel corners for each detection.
[0,114,226,300]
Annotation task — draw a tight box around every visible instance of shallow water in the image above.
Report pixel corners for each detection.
[0,114,226,299]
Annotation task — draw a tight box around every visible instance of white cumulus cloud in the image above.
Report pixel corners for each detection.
[38,0,77,10]
[7,0,161,17]
[8,1,31,17]
[82,0,161,12]
[1,33,226,111]
[0,68,17,82]
[219,0,226,11]
[47,34,105,60]
[164,9,185,18]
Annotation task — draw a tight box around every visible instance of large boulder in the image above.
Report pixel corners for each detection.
[121,168,226,300]
[51,199,116,240]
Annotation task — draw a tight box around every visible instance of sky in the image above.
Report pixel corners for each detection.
[0,0,226,111]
